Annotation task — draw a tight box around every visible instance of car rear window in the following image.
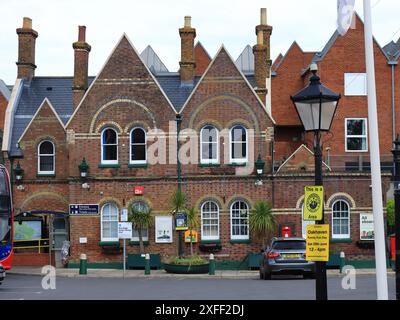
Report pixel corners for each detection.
[272,241,306,250]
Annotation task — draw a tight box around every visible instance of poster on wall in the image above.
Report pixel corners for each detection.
[155,216,173,243]
[14,221,42,240]
[360,213,374,241]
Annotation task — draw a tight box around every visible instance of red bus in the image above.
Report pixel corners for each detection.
[0,164,13,270]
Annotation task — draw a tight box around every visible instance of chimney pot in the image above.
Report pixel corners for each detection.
[23,17,32,29]
[260,8,267,25]
[257,31,264,45]
[78,26,86,42]
[184,16,191,28]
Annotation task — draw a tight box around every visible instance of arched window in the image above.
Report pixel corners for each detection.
[201,201,219,240]
[130,127,147,164]
[101,128,118,164]
[38,140,55,174]
[200,125,219,164]
[230,200,250,240]
[131,201,149,242]
[332,200,350,239]
[301,203,315,239]
[230,125,247,163]
[101,203,119,241]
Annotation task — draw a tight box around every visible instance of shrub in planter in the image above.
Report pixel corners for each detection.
[163,256,209,274]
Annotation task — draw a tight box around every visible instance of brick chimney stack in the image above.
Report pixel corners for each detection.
[16,17,38,80]
[179,16,196,85]
[72,26,91,109]
[253,8,272,104]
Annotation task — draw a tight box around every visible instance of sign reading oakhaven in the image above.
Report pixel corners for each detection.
[69,204,99,215]
[306,224,330,262]
[303,186,324,221]
[360,213,374,241]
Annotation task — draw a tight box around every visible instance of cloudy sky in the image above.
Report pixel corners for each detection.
[0,0,398,84]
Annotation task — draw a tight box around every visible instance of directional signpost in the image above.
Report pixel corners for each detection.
[118,222,132,278]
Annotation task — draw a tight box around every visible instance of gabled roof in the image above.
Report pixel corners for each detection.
[235,45,254,73]
[272,53,283,72]
[0,79,11,101]
[140,45,169,74]
[18,98,65,143]
[194,42,212,76]
[383,39,400,61]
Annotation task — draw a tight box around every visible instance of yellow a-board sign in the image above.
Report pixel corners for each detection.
[304,186,324,221]
[306,224,330,262]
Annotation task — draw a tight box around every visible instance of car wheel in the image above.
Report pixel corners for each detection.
[264,272,272,280]
[304,273,315,279]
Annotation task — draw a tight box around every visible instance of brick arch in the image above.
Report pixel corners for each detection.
[95,121,123,134]
[98,197,123,209]
[327,193,356,209]
[225,195,254,212]
[126,196,154,211]
[196,196,224,212]
[89,99,157,133]
[124,121,152,134]
[194,120,224,132]
[187,95,261,134]
[18,191,69,214]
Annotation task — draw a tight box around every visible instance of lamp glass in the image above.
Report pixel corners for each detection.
[294,99,337,132]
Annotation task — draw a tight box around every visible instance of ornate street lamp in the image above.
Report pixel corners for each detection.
[255,154,265,176]
[14,162,24,182]
[78,158,89,179]
[291,63,341,301]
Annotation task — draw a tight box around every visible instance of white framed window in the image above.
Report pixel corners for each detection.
[201,201,219,240]
[345,118,368,152]
[344,73,367,96]
[200,125,219,164]
[301,203,315,239]
[101,203,119,241]
[38,140,55,174]
[229,125,248,164]
[101,128,118,164]
[130,127,147,164]
[332,200,351,239]
[230,200,250,240]
[131,201,149,242]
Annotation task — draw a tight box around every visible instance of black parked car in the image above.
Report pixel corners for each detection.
[260,237,315,280]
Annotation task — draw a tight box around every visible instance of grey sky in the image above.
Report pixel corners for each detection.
[0,0,398,85]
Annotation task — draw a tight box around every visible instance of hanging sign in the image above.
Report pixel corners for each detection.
[303,186,324,221]
[134,186,144,196]
[175,212,188,231]
[306,224,330,262]
[69,204,99,215]
[118,222,132,239]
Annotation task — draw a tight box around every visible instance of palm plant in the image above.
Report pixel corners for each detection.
[249,201,277,248]
[128,204,153,254]
[185,207,200,257]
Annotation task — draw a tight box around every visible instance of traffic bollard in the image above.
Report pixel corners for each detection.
[145,253,151,275]
[340,251,346,273]
[209,254,215,275]
[79,253,87,275]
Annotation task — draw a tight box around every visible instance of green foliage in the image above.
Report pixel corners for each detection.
[170,189,186,213]
[128,205,153,230]
[387,199,395,227]
[185,207,199,230]
[165,255,208,266]
[249,201,277,242]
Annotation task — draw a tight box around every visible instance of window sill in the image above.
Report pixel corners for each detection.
[331,238,352,243]
[200,240,221,245]
[98,241,120,247]
[230,239,251,244]
[128,163,148,169]
[129,240,149,246]
[199,163,221,168]
[37,173,56,177]
[228,162,247,167]
[98,164,120,168]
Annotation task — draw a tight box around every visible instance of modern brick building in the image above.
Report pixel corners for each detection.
[1,10,399,268]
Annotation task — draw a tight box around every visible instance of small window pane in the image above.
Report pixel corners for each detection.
[131,128,146,144]
[131,145,146,161]
[104,145,117,160]
[347,120,366,136]
[345,73,367,96]
[39,141,54,154]
[103,129,117,144]
[40,156,54,172]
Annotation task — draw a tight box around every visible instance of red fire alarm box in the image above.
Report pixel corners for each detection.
[134,186,144,196]
[281,226,292,238]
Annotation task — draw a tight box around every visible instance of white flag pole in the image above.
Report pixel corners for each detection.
[363,0,389,300]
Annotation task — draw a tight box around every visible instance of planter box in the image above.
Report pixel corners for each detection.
[127,254,161,269]
[163,263,210,274]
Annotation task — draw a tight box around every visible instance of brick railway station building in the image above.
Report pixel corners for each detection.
[1,9,400,268]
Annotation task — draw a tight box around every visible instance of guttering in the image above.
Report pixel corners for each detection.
[389,60,398,142]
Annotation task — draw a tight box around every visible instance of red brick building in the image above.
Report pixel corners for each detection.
[1,11,398,268]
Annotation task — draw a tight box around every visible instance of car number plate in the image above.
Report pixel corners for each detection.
[283,254,301,259]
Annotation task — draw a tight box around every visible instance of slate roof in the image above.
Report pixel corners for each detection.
[140,46,169,73]
[0,79,11,101]
[235,45,254,73]
[383,40,400,61]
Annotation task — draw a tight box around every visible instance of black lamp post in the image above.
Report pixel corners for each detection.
[255,154,265,185]
[14,162,24,183]
[79,158,89,180]
[291,63,341,301]
[392,135,400,300]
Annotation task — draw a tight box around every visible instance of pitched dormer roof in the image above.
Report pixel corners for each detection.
[235,45,254,74]
[140,45,169,74]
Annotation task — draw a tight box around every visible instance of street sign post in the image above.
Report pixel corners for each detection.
[304,186,324,221]
[175,212,188,231]
[306,224,330,262]
[118,222,132,278]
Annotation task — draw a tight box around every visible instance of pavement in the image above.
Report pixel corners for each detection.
[7,266,395,279]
